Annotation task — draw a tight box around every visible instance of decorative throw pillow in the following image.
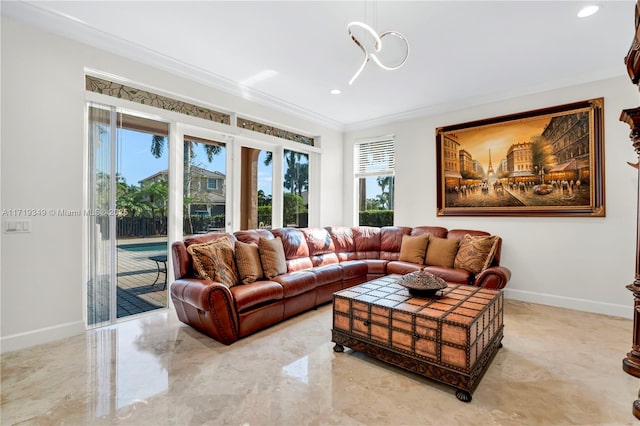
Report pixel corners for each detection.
[187,237,239,288]
[235,241,264,284]
[424,236,460,268]
[398,234,430,264]
[258,237,287,279]
[454,234,499,275]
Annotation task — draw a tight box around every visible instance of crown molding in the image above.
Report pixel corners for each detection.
[1,1,345,131]
[343,71,627,133]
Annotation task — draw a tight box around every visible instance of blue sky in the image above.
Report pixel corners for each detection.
[117,129,273,195]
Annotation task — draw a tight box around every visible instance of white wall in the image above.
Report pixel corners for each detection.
[0,18,344,352]
[3,14,636,354]
[345,76,639,318]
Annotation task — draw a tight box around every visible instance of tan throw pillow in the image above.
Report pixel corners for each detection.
[258,237,287,279]
[424,236,460,268]
[454,234,499,274]
[235,241,264,284]
[398,234,430,264]
[187,237,239,288]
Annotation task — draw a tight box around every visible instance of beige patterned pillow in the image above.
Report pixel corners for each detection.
[235,241,264,284]
[398,234,430,264]
[454,234,499,274]
[258,237,287,279]
[187,237,239,288]
[425,236,460,268]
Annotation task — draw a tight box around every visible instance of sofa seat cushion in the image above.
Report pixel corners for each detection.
[386,261,424,275]
[286,257,314,272]
[272,270,317,298]
[230,280,284,312]
[312,264,343,285]
[339,260,368,279]
[423,266,472,285]
[363,259,388,275]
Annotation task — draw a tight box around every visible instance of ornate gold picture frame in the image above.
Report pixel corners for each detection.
[436,98,605,217]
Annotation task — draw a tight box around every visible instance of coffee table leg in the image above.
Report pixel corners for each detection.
[456,389,472,402]
[333,343,344,353]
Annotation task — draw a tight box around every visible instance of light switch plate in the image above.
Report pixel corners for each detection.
[3,219,32,233]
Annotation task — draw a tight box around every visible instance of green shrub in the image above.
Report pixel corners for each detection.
[359,210,394,227]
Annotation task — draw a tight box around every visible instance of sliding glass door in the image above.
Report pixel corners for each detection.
[87,102,170,326]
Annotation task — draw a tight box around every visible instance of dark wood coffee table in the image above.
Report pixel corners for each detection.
[332,274,503,402]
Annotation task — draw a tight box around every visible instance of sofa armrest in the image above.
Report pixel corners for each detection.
[472,266,511,289]
[170,278,239,344]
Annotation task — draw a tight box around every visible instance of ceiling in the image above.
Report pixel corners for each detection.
[2,1,636,130]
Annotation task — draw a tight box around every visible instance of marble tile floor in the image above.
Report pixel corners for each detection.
[1,299,639,425]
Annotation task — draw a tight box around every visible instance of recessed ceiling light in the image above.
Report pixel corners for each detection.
[330,89,341,95]
[577,5,599,18]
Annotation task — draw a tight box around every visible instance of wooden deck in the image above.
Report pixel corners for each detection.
[87,237,169,325]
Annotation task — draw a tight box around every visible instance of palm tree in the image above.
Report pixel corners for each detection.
[151,136,222,161]
[283,150,308,195]
[152,136,222,233]
[263,151,273,166]
[140,180,169,235]
[376,176,394,210]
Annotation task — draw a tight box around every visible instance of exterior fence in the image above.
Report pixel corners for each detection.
[117,217,167,238]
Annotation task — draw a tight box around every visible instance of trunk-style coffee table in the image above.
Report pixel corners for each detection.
[332,274,503,402]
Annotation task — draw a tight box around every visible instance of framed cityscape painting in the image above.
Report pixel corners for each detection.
[436,98,605,217]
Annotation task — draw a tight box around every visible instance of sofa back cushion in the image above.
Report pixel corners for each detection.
[302,227,339,266]
[411,226,448,238]
[327,226,357,261]
[271,227,314,271]
[380,226,412,260]
[353,226,381,259]
[234,229,274,245]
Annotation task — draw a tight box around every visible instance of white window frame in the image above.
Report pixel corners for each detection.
[353,135,396,225]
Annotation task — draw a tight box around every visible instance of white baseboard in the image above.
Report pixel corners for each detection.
[1,320,85,354]
[504,288,633,319]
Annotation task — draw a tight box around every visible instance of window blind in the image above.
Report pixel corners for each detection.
[355,139,395,177]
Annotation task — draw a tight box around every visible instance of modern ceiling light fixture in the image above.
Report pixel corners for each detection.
[578,5,599,18]
[347,19,409,85]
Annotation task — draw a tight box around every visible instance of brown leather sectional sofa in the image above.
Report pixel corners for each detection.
[170,226,511,345]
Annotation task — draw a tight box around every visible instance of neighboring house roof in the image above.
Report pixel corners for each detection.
[186,165,226,180]
[139,166,226,185]
[200,192,226,204]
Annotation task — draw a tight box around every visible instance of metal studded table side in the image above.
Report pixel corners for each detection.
[331,274,504,402]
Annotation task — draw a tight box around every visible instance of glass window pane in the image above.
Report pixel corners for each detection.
[257,150,273,229]
[183,138,226,236]
[283,149,308,228]
[358,176,394,226]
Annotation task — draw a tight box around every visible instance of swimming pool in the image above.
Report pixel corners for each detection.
[117,242,167,252]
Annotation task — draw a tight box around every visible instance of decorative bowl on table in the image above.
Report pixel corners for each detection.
[398,270,448,297]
